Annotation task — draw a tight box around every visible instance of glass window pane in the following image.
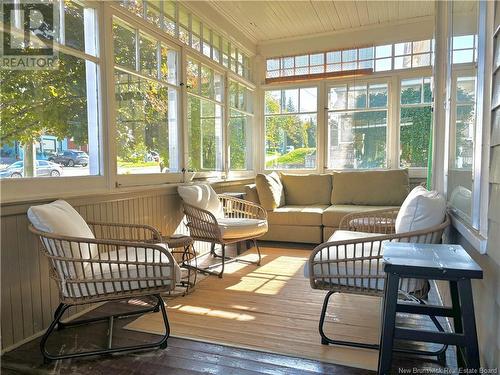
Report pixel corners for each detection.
[358,47,374,60]
[413,40,431,53]
[394,55,411,70]
[114,20,136,70]
[229,110,251,170]
[115,72,175,174]
[348,85,367,109]
[310,53,324,66]
[412,53,431,67]
[160,43,177,84]
[299,87,317,113]
[457,77,476,102]
[187,95,222,171]
[267,58,280,71]
[200,65,214,99]
[265,90,281,114]
[187,60,199,94]
[0,53,99,178]
[453,50,474,64]
[295,55,308,67]
[394,42,411,56]
[64,1,85,52]
[282,89,299,113]
[453,35,475,50]
[327,110,387,169]
[400,106,432,167]
[342,49,357,62]
[139,34,158,77]
[375,44,392,58]
[328,86,347,110]
[342,62,357,71]
[326,51,341,64]
[265,114,317,169]
[375,58,391,71]
[369,84,388,108]
[146,0,161,27]
[401,78,423,105]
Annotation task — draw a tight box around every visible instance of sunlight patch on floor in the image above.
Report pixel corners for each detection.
[170,304,256,321]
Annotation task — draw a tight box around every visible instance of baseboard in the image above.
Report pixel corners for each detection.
[1,302,105,355]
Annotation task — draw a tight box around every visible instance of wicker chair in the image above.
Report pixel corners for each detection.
[178,184,268,278]
[27,200,180,362]
[308,207,451,360]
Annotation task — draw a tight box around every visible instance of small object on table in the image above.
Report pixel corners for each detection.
[161,234,197,295]
[378,243,483,374]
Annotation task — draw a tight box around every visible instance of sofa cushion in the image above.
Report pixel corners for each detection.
[244,184,260,204]
[255,172,285,210]
[217,218,268,239]
[322,204,400,227]
[178,184,224,218]
[267,205,329,226]
[331,169,409,206]
[280,173,332,205]
[395,186,446,234]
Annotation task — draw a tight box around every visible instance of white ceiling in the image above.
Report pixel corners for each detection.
[205,1,475,44]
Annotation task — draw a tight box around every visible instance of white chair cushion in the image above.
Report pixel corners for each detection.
[217,218,268,239]
[395,186,446,234]
[307,230,427,294]
[178,184,224,219]
[27,200,98,279]
[68,244,182,298]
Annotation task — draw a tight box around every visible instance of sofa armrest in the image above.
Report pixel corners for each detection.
[244,183,260,204]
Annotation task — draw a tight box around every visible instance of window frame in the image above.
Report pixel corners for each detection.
[262,82,321,172]
[0,0,107,202]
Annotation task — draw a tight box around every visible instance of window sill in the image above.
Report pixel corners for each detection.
[449,211,488,254]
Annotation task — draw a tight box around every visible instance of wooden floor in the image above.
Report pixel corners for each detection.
[1,243,458,375]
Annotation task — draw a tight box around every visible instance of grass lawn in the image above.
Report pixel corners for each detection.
[265,148,315,167]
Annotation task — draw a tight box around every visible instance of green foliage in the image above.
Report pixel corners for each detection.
[0,53,88,146]
[266,147,315,168]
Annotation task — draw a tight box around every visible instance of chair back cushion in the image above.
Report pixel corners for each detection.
[27,200,97,279]
[331,169,409,206]
[395,186,446,234]
[255,172,285,210]
[280,173,332,205]
[178,183,224,218]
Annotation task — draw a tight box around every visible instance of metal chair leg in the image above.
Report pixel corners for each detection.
[252,239,262,266]
[219,244,226,278]
[40,295,170,363]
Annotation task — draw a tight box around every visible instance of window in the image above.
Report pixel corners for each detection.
[113,18,179,175]
[186,59,224,171]
[229,81,253,170]
[394,40,432,69]
[452,35,477,64]
[265,88,317,170]
[0,2,100,179]
[327,83,388,169]
[399,77,433,167]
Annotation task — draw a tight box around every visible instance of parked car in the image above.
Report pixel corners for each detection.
[0,160,63,178]
[48,150,89,167]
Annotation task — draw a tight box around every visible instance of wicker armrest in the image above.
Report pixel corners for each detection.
[182,202,222,242]
[87,221,162,242]
[339,208,400,233]
[218,194,267,220]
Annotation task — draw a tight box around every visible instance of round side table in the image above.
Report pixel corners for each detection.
[161,234,197,295]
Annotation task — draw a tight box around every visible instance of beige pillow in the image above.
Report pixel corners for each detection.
[331,169,409,206]
[255,172,285,210]
[280,173,332,205]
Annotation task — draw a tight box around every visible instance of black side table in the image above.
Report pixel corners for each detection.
[378,243,483,374]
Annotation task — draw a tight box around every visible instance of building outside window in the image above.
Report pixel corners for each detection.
[327,82,388,169]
